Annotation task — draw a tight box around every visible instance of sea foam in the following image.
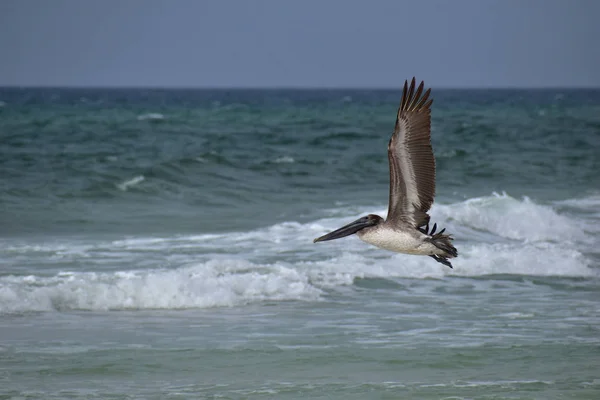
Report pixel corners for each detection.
[116,175,145,191]
[432,192,589,243]
[1,193,597,313]
[0,260,321,313]
[136,113,165,121]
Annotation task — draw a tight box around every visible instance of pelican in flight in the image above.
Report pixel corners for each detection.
[313,78,457,268]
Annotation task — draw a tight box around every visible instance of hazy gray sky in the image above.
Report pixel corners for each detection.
[1,0,599,88]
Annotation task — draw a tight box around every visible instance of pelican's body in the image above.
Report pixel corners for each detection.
[314,78,458,268]
[357,226,438,255]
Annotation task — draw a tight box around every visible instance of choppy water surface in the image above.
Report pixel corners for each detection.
[1,87,599,399]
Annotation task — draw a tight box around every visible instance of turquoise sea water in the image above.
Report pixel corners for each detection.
[1,87,599,399]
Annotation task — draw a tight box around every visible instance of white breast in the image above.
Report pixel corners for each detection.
[357,227,437,255]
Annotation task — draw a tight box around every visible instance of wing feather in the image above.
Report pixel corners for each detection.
[386,78,436,228]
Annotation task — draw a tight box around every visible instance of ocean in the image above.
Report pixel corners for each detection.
[1,87,599,399]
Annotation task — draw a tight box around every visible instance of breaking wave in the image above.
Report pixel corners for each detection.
[0,260,320,314]
[1,193,597,313]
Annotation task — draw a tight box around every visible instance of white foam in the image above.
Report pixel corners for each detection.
[273,156,295,164]
[137,113,165,121]
[555,194,600,231]
[1,237,594,315]
[116,175,145,191]
[1,193,597,313]
[0,259,321,313]
[302,239,595,285]
[556,194,600,209]
[433,192,587,243]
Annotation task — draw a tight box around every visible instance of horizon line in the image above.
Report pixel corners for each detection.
[1,84,599,91]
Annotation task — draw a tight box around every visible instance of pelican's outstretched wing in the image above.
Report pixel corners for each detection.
[386,78,435,228]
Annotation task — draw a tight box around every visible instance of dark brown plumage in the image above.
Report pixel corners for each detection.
[387,78,436,229]
[313,77,457,268]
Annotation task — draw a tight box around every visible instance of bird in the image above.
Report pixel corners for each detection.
[313,77,457,268]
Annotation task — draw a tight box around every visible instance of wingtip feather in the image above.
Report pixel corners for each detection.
[399,78,432,113]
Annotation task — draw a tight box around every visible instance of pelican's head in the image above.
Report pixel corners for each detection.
[313,214,383,243]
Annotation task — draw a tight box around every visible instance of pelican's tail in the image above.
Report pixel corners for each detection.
[420,223,457,268]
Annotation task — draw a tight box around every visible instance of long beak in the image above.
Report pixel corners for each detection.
[313,217,375,243]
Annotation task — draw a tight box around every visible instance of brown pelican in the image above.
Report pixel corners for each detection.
[313,78,457,268]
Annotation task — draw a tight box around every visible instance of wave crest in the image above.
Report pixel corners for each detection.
[432,192,588,243]
[0,260,320,314]
[1,193,597,314]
